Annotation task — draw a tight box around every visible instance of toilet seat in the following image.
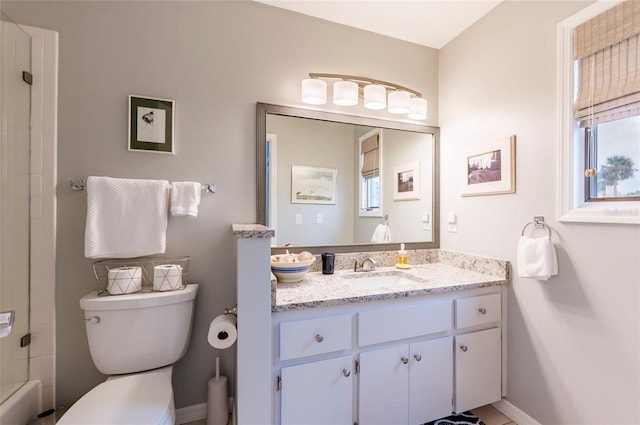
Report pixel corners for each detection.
[57,371,174,425]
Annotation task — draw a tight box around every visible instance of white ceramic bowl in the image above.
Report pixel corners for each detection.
[270,256,315,283]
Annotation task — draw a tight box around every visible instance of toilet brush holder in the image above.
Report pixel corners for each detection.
[207,357,228,425]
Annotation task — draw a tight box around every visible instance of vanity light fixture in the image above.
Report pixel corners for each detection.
[301,73,427,120]
[333,80,359,106]
[301,78,327,105]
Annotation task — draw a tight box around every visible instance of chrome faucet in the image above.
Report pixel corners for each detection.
[351,257,376,272]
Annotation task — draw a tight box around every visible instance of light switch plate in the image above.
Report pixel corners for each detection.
[295,213,302,225]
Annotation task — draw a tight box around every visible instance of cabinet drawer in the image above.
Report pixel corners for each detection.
[280,314,352,361]
[455,293,501,329]
[358,300,452,347]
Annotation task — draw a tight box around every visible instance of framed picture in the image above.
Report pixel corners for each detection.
[462,135,516,197]
[393,161,421,201]
[291,165,337,204]
[128,95,174,154]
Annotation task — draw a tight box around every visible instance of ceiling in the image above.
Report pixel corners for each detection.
[254,0,502,49]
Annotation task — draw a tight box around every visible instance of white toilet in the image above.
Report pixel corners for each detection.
[57,284,199,425]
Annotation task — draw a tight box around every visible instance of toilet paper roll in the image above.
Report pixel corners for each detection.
[153,264,183,291]
[207,314,237,349]
[107,266,142,295]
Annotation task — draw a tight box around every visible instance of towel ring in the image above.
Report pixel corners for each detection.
[521,216,551,240]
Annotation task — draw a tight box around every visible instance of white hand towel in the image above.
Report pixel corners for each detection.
[170,182,201,217]
[84,176,169,259]
[371,223,391,243]
[517,236,558,280]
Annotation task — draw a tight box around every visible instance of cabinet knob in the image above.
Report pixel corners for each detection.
[414,354,422,361]
[478,307,487,315]
[460,345,468,352]
[342,369,351,377]
[401,356,409,365]
[315,334,324,343]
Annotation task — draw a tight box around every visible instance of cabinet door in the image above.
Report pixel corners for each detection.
[455,327,501,413]
[409,337,453,424]
[281,355,353,425]
[358,345,409,425]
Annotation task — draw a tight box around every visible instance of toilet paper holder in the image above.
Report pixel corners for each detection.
[223,305,237,316]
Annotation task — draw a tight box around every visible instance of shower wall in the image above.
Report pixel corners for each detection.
[23,24,58,414]
[0,11,32,405]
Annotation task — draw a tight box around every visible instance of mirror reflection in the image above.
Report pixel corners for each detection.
[257,103,439,252]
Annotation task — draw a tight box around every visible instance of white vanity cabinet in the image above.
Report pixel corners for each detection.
[358,337,453,425]
[454,293,502,413]
[278,313,354,425]
[280,354,354,425]
[273,288,504,425]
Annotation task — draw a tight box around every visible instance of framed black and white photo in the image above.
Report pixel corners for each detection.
[128,95,174,154]
[393,161,421,201]
[462,135,516,196]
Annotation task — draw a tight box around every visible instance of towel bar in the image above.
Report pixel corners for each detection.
[521,216,551,239]
[70,179,216,193]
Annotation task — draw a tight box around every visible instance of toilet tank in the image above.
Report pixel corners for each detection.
[80,284,198,375]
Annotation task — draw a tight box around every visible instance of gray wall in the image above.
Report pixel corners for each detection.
[1,0,439,410]
[440,1,640,424]
[268,115,355,246]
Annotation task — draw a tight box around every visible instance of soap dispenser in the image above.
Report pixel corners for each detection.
[396,243,409,269]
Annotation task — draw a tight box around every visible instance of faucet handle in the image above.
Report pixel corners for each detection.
[362,257,376,271]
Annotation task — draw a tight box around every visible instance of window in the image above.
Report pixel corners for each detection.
[558,0,640,224]
[362,175,380,210]
[584,116,640,201]
[359,129,383,217]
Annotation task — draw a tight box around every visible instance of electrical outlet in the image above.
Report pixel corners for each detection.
[448,223,458,233]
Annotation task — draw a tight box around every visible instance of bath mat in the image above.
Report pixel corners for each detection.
[424,411,486,425]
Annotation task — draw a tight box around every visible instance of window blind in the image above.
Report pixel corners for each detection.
[574,0,640,127]
[361,134,379,178]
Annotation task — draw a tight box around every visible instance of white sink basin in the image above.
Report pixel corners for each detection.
[346,272,418,289]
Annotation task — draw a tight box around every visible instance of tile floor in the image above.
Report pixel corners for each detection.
[183,403,518,425]
[471,404,518,425]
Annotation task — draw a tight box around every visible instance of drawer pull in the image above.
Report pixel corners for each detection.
[315,334,324,343]
[478,307,487,315]
[414,354,422,361]
[342,369,351,377]
[401,356,409,365]
[460,345,468,352]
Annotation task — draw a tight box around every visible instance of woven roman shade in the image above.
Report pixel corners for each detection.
[574,0,640,127]
[361,133,379,178]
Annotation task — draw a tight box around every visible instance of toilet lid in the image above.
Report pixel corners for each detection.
[57,372,174,425]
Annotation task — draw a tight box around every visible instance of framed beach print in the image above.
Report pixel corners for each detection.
[393,161,421,201]
[291,165,337,204]
[462,135,516,196]
[128,95,175,154]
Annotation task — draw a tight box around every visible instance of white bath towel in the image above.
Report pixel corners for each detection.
[170,181,201,217]
[517,236,558,280]
[84,176,169,259]
[371,223,391,243]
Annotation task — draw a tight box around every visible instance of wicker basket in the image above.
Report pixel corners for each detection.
[92,256,189,296]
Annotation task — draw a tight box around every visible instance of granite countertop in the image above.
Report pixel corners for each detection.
[273,251,510,312]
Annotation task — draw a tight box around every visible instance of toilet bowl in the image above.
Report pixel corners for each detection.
[57,368,174,425]
[57,284,198,425]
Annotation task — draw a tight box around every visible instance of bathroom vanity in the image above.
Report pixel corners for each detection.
[272,255,508,425]
[232,225,509,425]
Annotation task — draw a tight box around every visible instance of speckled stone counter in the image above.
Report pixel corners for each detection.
[272,249,509,311]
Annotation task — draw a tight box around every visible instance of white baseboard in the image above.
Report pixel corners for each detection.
[492,399,541,425]
[176,398,234,425]
[176,402,207,424]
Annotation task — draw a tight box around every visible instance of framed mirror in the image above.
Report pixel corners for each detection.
[256,103,439,254]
